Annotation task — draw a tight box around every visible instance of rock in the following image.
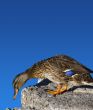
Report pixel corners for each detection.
[10,80,93,110]
[10,79,93,110]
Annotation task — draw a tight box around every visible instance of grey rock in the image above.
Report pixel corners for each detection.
[21,80,93,110]
[10,80,93,110]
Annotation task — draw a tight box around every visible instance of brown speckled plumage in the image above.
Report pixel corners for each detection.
[13,55,93,99]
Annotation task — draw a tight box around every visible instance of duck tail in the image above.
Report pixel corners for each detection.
[90,72,93,78]
[86,72,93,83]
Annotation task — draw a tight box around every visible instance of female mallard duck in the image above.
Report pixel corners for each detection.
[13,55,93,99]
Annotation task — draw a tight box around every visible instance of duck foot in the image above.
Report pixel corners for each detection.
[47,84,68,95]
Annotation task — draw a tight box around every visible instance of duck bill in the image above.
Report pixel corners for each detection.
[13,88,19,100]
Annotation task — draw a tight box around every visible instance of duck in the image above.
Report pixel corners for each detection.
[13,55,93,99]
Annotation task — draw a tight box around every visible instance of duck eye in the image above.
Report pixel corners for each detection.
[14,83,18,89]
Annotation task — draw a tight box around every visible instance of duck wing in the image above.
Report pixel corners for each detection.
[61,55,93,74]
[47,55,93,74]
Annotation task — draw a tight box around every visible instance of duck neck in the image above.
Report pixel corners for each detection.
[20,72,30,83]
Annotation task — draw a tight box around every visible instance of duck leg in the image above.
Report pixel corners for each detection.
[47,84,68,95]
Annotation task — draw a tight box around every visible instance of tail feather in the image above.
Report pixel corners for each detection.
[90,73,93,79]
[85,73,93,83]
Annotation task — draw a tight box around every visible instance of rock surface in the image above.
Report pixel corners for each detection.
[8,80,93,110]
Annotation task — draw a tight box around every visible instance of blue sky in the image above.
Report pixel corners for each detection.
[0,0,93,109]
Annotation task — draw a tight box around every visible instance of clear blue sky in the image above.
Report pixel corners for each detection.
[0,0,93,109]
